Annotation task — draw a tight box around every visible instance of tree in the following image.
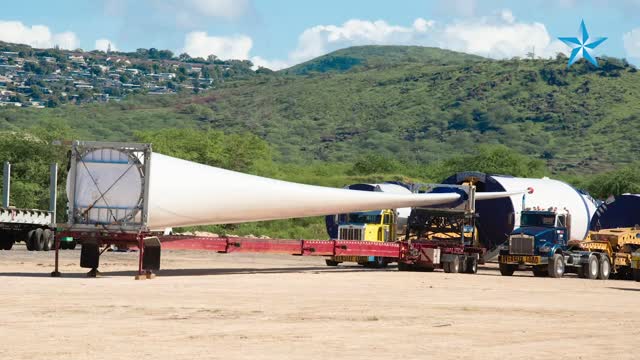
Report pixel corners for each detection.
[586,166,640,199]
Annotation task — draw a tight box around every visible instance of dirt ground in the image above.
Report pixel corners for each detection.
[1,244,639,360]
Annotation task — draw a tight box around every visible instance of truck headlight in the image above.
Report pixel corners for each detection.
[539,246,551,253]
[498,244,509,251]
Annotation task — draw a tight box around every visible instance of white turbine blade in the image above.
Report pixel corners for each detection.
[476,190,526,200]
[147,153,461,229]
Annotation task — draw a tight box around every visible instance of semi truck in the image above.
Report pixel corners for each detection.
[0,162,61,251]
[325,208,396,268]
[498,208,611,279]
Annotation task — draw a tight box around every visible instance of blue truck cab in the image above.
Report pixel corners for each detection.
[498,209,571,278]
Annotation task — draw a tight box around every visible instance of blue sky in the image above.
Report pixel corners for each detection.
[1,0,640,69]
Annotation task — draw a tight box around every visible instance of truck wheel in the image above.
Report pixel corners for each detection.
[499,263,515,276]
[465,257,478,274]
[68,241,77,250]
[325,259,339,267]
[33,229,44,251]
[581,255,599,280]
[26,230,36,251]
[443,256,460,273]
[598,256,611,280]
[42,229,54,251]
[548,253,565,278]
[634,268,640,282]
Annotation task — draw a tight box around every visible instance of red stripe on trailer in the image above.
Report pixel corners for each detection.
[158,236,400,258]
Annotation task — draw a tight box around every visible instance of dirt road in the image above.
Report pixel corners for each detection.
[1,245,638,360]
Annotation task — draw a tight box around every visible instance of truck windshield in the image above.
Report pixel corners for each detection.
[347,213,382,224]
[521,213,556,227]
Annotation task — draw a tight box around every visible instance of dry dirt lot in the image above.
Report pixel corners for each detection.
[1,244,639,360]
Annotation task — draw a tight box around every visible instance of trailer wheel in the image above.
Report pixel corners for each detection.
[634,268,640,282]
[42,229,54,251]
[598,256,611,280]
[444,256,460,273]
[26,230,36,251]
[548,254,565,278]
[465,257,478,274]
[499,263,515,276]
[370,257,388,268]
[68,241,77,250]
[32,228,44,251]
[397,262,413,271]
[580,255,599,280]
[325,259,339,267]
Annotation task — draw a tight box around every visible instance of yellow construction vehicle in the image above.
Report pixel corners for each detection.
[577,227,640,280]
[325,209,396,268]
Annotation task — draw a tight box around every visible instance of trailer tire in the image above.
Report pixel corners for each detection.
[634,268,640,282]
[465,257,478,274]
[499,263,515,276]
[397,262,413,272]
[32,228,44,251]
[26,230,36,251]
[581,255,599,280]
[548,253,565,278]
[325,259,339,267]
[598,256,611,280]
[444,256,460,273]
[42,229,54,251]
[68,241,77,250]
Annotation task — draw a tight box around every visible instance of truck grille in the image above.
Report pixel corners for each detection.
[510,236,534,255]
[339,227,364,241]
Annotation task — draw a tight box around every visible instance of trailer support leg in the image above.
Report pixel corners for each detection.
[51,235,61,277]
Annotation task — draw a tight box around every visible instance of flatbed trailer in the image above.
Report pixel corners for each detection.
[0,162,61,251]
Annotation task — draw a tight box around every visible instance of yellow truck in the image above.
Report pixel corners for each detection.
[577,227,640,280]
[325,209,396,268]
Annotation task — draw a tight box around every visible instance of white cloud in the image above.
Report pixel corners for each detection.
[265,11,568,67]
[95,39,118,52]
[623,28,640,59]
[250,56,290,71]
[290,18,434,63]
[186,0,250,19]
[0,21,79,49]
[182,31,252,60]
[184,10,571,71]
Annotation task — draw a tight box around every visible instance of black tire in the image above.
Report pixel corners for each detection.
[634,268,640,282]
[398,262,413,271]
[33,228,44,251]
[68,241,77,250]
[598,256,611,280]
[26,230,36,251]
[465,257,478,274]
[532,266,547,277]
[60,241,68,250]
[581,255,599,280]
[370,257,388,268]
[42,229,54,251]
[0,238,7,250]
[548,253,565,278]
[444,256,460,273]
[499,263,515,276]
[325,259,339,267]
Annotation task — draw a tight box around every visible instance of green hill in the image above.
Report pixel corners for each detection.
[283,45,485,74]
[0,46,639,176]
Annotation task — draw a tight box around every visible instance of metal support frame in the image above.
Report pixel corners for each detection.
[3,161,10,208]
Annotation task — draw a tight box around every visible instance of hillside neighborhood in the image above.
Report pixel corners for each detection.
[0,41,258,108]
